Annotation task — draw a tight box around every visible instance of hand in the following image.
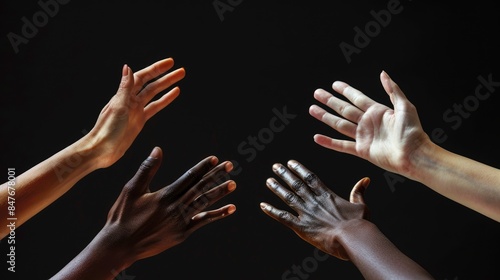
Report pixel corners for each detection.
[87,58,186,168]
[103,146,237,263]
[50,146,237,279]
[308,71,431,176]
[260,160,369,260]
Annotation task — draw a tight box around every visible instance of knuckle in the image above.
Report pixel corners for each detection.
[284,192,297,204]
[304,172,319,185]
[278,210,289,220]
[139,157,155,171]
[291,180,305,191]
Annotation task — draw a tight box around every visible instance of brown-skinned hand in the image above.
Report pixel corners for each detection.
[51,146,237,280]
[260,159,369,260]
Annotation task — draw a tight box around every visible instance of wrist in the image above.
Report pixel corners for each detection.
[93,224,136,272]
[52,224,134,280]
[332,219,375,253]
[74,133,109,170]
[336,219,379,246]
[406,137,442,182]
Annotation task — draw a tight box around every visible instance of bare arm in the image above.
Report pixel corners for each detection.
[0,58,185,238]
[338,219,432,280]
[309,71,500,221]
[408,141,500,221]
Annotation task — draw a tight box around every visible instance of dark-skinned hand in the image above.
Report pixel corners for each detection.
[52,146,237,279]
[260,159,369,260]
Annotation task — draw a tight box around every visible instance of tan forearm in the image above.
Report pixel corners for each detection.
[0,135,102,238]
[409,141,500,221]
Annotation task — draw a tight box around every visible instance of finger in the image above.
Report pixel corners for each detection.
[272,163,316,200]
[144,87,180,120]
[266,178,304,209]
[259,202,300,229]
[186,180,237,217]
[116,65,135,97]
[181,161,233,203]
[160,156,218,199]
[123,146,163,196]
[380,71,414,112]
[313,88,364,124]
[309,105,357,139]
[286,160,330,197]
[189,204,236,230]
[332,81,377,112]
[313,134,358,156]
[139,67,186,105]
[133,58,175,91]
[349,177,370,204]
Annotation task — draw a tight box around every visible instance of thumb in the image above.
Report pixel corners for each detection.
[117,64,134,95]
[380,70,410,110]
[349,177,370,204]
[123,146,163,196]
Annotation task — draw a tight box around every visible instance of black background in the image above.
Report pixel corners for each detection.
[1,1,500,279]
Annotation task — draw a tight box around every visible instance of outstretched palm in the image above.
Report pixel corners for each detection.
[309,71,429,175]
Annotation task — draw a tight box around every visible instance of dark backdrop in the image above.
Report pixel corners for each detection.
[1,1,500,279]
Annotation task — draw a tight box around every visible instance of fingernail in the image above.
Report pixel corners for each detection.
[260,202,269,210]
[225,161,234,172]
[363,177,371,186]
[288,160,298,168]
[382,70,391,80]
[122,64,129,76]
[228,205,236,214]
[266,178,275,187]
[332,81,341,91]
[149,147,161,159]
[228,181,236,191]
[210,156,218,166]
[272,163,281,171]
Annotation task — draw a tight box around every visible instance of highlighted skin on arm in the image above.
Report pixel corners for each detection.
[0,58,186,238]
[309,71,500,221]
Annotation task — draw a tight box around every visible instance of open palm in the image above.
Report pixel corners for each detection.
[309,71,430,175]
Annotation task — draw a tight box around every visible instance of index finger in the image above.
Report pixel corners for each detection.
[332,81,377,112]
[160,156,218,199]
[286,160,330,197]
[134,58,175,87]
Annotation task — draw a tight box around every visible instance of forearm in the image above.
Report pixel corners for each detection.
[337,220,433,280]
[408,141,500,221]
[0,135,102,238]
[51,226,132,280]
